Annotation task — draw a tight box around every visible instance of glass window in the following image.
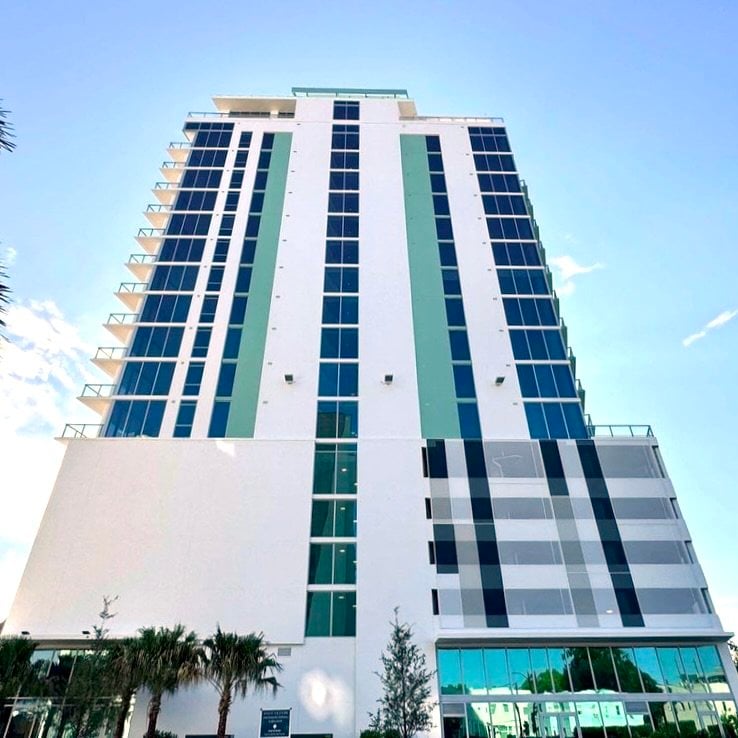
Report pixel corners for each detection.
[312,500,357,537]
[612,648,643,692]
[216,362,236,396]
[229,296,247,323]
[461,649,487,696]
[696,646,726,693]
[508,649,533,693]
[525,403,548,439]
[657,648,688,693]
[547,648,573,692]
[679,647,708,693]
[331,591,356,636]
[208,401,230,437]
[334,543,356,583]
[634,648,664,693]
[312,443,357,494]
[308,544,333,584]
[453,364,476,398]
[484,649,509,692]
[458,403,482,438]
[568,648,595,692]
[530,648,552,693]
[192,326,211,357]
[334,500,357,536]
[450,331,471,360]
[589,648,618,692]
[183,362,205,396]
[173,400,197,438]
[446,298,466,326]
[305,592,330,636]
[439,649,463,695]
[310,501,334,537]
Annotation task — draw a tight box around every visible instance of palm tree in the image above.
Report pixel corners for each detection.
[202,628,282,738]
[137,625,201,738]
[0,101,15,153]
[0,636,38,735]
[106,637,146,738]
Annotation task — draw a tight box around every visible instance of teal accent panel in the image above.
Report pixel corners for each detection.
[226,132,292,437]
[400,135,460,439]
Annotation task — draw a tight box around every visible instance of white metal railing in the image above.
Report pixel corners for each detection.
[117,282,147,294]
[94,346,127,361]
[80,384,115,399]
[137,228,164,237]
[146,204,171,213]
[106,312,138,325]
[128,253,156,264]
[61,423,103,439]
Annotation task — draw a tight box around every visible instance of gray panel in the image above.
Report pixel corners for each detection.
[596,444,664,478]
[506,588,574,615]
[484,441,544,478]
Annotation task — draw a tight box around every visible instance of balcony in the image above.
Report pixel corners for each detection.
[59,423,103,440]
[144,203,171,229]
[160,161,185,183]
[104,312,138,341]
[167,141,190,163]
[585,420,654,438]
[92,346,127,377]
[152,181,179,205]
[126,252,156,280]
[136,228,164,253]
[115,281,147,310]
[78,384,116,414]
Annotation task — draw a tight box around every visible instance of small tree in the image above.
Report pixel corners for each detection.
[202,627,282,738]
[375,608,434,738]
[62,596,120,738]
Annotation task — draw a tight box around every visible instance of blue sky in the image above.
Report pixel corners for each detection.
[1,0,737,629]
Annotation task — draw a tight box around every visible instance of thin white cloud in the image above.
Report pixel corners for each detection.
[0,299,98,435]
[2,245,17,266]
[0,299,99,620]
[682,309,738,347]
[548,254,604,296]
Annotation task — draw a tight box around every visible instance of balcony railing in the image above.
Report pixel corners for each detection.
[161,161,185,170]
[107,312,138,325]
[146,204,171,213]
[137,228,164,238]
[168,141,190,149]
[153,181,179,190]
[186,111,295,119]
[117,282,147,294]
[128,253,156,264]
[80,384,116,399]
[94,346,127,361]
[586,423,654,438]
[60,423,103,439]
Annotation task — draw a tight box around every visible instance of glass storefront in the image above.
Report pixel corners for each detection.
[438,646,737,738]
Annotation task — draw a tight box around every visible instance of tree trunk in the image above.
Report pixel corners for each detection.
[216,689,232,738]
[145,692,162,738]
[113,687,135,738]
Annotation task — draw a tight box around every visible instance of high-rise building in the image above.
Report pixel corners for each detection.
[4,88,737,738]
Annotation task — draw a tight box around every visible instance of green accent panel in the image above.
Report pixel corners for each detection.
[400,135,460,438]
[226,132,292,437]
